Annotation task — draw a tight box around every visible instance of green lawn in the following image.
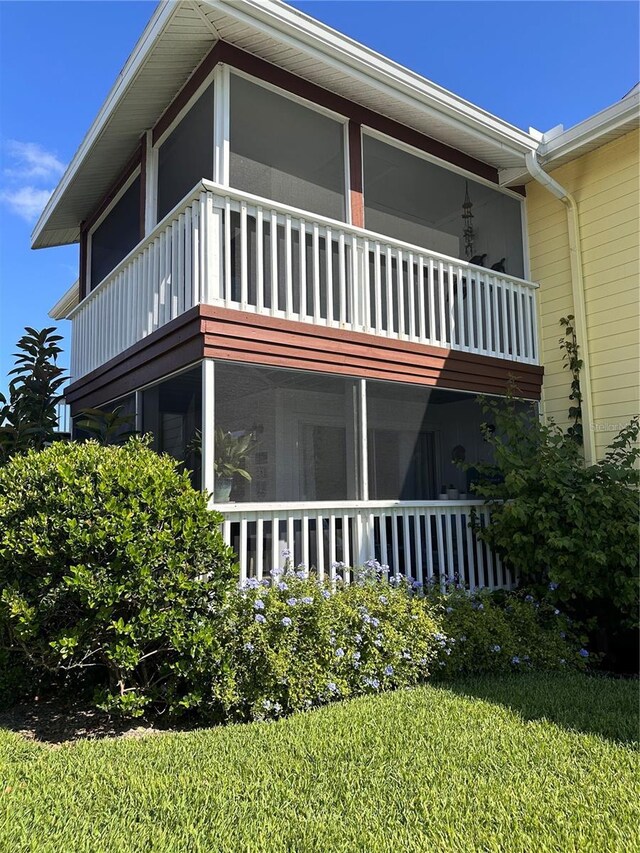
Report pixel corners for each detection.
[1,673,638,853]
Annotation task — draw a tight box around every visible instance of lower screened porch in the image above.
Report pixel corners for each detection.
[76,360,534,589]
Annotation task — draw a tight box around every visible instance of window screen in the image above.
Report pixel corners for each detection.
[363,135,524,278]
[157,83,214,221]
[72,393,136,445]
[230,74,346,221]
[90,176,141,289]
[141,365,202,489]
[215,362,358,502]
[367,383,495,500]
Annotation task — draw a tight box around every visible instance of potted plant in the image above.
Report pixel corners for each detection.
[213,427,256,502]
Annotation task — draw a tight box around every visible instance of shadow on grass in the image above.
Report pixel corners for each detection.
[444,672,639,746]
[0,700,177,745]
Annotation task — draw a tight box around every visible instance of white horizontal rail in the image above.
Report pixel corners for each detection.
[70,181,539,380]
[219,500,510,592]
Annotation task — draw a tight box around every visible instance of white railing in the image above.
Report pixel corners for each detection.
[219,500,512,592]
[70,181,539,380]
[54,401,71,435]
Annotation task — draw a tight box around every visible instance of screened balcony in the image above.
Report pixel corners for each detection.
[69,70,538,381]
[69,180,539,380]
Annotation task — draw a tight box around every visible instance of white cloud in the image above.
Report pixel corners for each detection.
[4,140,66,181]
[0,186,53,221]
[0,140,65,222]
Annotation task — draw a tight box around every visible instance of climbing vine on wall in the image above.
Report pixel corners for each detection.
[559,315,583,445]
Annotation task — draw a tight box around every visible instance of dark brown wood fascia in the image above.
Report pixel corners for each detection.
[151,40,499,184]
[66,304,542,411]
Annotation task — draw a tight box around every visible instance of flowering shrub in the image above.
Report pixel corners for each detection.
[423,581,589,678]
[207,561,442,722]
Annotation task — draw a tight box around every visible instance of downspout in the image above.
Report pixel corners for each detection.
[525,149,596,465]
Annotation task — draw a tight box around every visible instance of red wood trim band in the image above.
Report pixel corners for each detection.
[203,325,541,394]
[66,304,542,409]
[65,307,202,404]
[348,121,364,227]
[200,304,543,378]
[68,338,203,413]
[201,306,542,399]
[204,337,539,397]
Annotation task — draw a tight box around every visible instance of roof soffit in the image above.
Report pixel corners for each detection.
[32,0,538,249]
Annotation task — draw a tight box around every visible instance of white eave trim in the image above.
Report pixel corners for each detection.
[32,0,541,251]
[218,0,537,155]
[31,0,178,249]
[49,280,80,321]
[538,89,640,165]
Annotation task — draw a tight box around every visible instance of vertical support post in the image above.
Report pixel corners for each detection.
[356,511,370,568]
[202,359,215,503]
[213,64,230,186]
[358,378,368,502]
[134,389,143,434]
[206,197,222,304]
[347,121,364,228]
[79,225,88,301]
[144,129,157,236]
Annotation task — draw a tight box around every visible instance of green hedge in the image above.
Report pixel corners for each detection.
[423,583,589,678]
[0,438,234,717]
[0,439,589,723]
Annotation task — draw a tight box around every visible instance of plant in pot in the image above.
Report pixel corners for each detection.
[214,427,256,502]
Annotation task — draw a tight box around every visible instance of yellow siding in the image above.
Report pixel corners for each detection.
[526,128,640,459]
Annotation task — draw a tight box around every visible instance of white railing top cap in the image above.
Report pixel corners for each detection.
[200,180,539,290]
[71,178,538,317]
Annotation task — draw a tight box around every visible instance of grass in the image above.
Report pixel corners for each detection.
[1,673,638,853]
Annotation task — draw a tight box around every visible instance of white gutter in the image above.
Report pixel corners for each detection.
[525,150,596,464]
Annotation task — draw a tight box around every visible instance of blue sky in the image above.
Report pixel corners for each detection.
[1,1,638,388]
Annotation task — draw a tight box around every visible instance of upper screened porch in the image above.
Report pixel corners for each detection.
[57,66,539,383]
[69,179,539,382]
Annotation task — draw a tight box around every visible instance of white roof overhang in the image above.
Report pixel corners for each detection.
[49,280,80,320]
[32,0,539,250]
[537,87,640,168]
[500,86,640,186]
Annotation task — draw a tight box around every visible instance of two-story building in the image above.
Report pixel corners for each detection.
[39,0,549,585]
